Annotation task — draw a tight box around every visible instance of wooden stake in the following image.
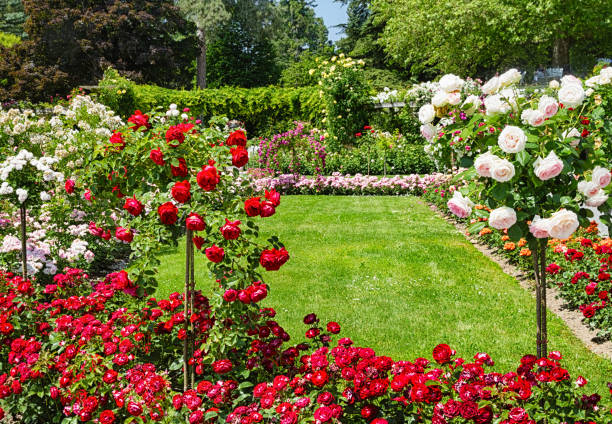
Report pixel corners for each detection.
[20,205,27,279]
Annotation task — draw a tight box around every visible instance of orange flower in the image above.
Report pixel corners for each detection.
[517,238,527,248]
[475,204,486,210]
[504,242,516,251]
[519,248,531,257]
[479,227,492,236]
[501,235,510,241]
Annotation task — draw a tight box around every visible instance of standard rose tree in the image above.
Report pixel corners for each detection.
[445,69,612,356]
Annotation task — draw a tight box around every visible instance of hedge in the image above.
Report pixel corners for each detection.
[97,70,325,137]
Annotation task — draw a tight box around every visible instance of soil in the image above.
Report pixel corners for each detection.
[423,200,612,361]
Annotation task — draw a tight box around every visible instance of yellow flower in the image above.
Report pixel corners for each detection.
[116,89,122,94]
[308,69,315,75]
[330,65,336,72]
[331,56,337,62]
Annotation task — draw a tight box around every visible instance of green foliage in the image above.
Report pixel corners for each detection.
[97,72,325,137]
[370,106,422,142]
[279,51,329,87]
[0,31,20,48]
[0,0,26,37]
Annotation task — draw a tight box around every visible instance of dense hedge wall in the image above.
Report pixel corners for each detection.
[97,70,325,137]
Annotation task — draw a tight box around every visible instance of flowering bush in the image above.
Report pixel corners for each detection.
[255,122,327,176]
[0,269,609,423]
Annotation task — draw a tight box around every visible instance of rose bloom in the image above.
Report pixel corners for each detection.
[592,166,611,188]
[558,83,585,108]
[171,158,188,177]
[439,73,464,92]
[447,191,474,219]
[418,104,435,124]
[115,227,133,243]
[230,147,249,168]
[577,180,601,197]
[244,197,261,216]
[548,209,579,239]
[205,245,224,263]
[585,189,608,207]
[150,148,165,165]
[481,76,500,95]
[123,197,144,217]
[431,90,449,108]
[432,344,454,364]
[226,130,247,147]
[488,206,517,230]
[474,152,498,177]
[490,158,515,182]
[186,213,205,231]
[220,219,241,240]
[420,123,436,141]
[446,91,461,106]
[197,164,220,191]
[171,180,191,204]
[533,151,563,180]
[521,109,545,127]
[462,95,480,115]
[499,68,521,87]
[158,202,178,225]
[484,94,509,115]
[549,80,560,89]
[529,215,551,239]
[538,95,559,118]
[260,200,276,217]
[498,126,527,153]
[212,359,233,374]
[65,179,76,194]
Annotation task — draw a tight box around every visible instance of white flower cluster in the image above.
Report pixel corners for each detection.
[0,150,64,203]
[585,66,612,87]
[371,87,399,104]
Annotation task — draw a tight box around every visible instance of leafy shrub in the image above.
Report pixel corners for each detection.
[96,72,325,137]
[0,31,19,48]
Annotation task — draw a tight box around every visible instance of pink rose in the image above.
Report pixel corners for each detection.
[488,206,517,230]
[592,166,611,188]
[538,95,558,118]
[534,151,563,180]
[474,152,498,178]
[447,191,474,218]
[529,215,551,239]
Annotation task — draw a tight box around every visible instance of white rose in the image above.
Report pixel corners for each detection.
[599,67,612,84]
[418,104,436,124]
[499,69,522,87]
[447,191,474,218]
[549,80,560,89]
[561,75,582,87]
[490,158,515,182]
[529,215,552,239]
[16,188,28,203]
[420,124,436,141]
[562,128,581,147]
[533,151,564,181]
[474,152,498,177]
[447,91,461,105]
[484,95,510,115]
[592,166,611,188]
[481,76,501,95]
[439,74,464,92]
[538,95,558,118]
[498,126,527,153]
[489,206,517,230]
[558,84,585,108]
[40,191,51,201]
[577,180,600,197]
[584,76,601,88]
[521,109,545,127]
[461,95,480,115]
[548,209,579,239]
[432,91,449,107]
[585,190,608,207]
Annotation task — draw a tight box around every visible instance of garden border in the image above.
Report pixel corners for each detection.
[423,199,612,361]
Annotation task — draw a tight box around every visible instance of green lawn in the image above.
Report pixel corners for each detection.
[154,195,612,392]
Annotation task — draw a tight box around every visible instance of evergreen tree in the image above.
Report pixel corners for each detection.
[0,0,27,38]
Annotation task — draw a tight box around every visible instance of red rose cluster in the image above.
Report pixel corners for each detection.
[223,281,268,304]
[259,248,289,271]
[245,190,281,218]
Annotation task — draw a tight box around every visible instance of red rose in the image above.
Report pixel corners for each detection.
[250,284,267,302]
[150,149,165,165]
[220,219,241,240]
[585,282,598,295]
[99,410,115,424]
[103,369,118,384]
[223,289,237,302]
[226,130,247,147]
[128,110,150,131]
[244,197,261,217]
[197,164,220,191]
[127,401,143,416]
[192,236,205,250]
[230,147,249,168]
[508,407,527,422]
[259,249,278,271]
[171,158,188,177]
[360,405,378,419]
[171,180,191,204]
[166,125,186,147]
[326,322,340,334]
[65,179,76,194]
[212,359,233,374]
[265,189,281,207]
[123,197,144,217]
[205,245,224,263]
[186,213,205,231]
[355,132,362,137]
[260,201,276,218]
[582,304,596,318]
[158,202,178,225]
[314,406,332,423]
[311,370,328,387]
[115,227,134,243]
[432,344,453,364]
[109,131,125,150]
[459,401,479,420]
[189,410,204,424]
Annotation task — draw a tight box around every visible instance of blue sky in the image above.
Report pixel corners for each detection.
[314,1,348,42]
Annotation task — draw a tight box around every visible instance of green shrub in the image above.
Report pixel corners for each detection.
[370,106,422,143]
[96,71,324,137]
[0,31,19,48]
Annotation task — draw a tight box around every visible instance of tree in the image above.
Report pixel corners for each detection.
[372,0,612,78]
[176,0,231,88]
[0,0,26,38]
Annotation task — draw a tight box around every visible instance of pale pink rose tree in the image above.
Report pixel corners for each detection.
[447,68,612,356]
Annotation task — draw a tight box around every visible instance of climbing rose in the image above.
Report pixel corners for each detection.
[220,219,241,240]
[115,227,134,243]
[244,197,261,217]
[212,359,233,374]
[186,213,205,231]
[158,202,178,225]
[150,149,165,165]
[498,126,527,153]
[226,130,247,147]
[123,197,144,217]
[197,163,220,191]
[533,151,563,181]
[171,158,188,177]
[171,181,191,204]
[205,245,224,263]
[260,248,290,271]
[265,189,281,207]
[65,179,76,194]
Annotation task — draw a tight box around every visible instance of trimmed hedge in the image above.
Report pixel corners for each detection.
[97,70,325,137]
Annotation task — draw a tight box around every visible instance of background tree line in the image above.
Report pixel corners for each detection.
[0,0,611,102]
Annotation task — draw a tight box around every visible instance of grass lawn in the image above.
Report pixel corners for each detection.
[154,195,612,392]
